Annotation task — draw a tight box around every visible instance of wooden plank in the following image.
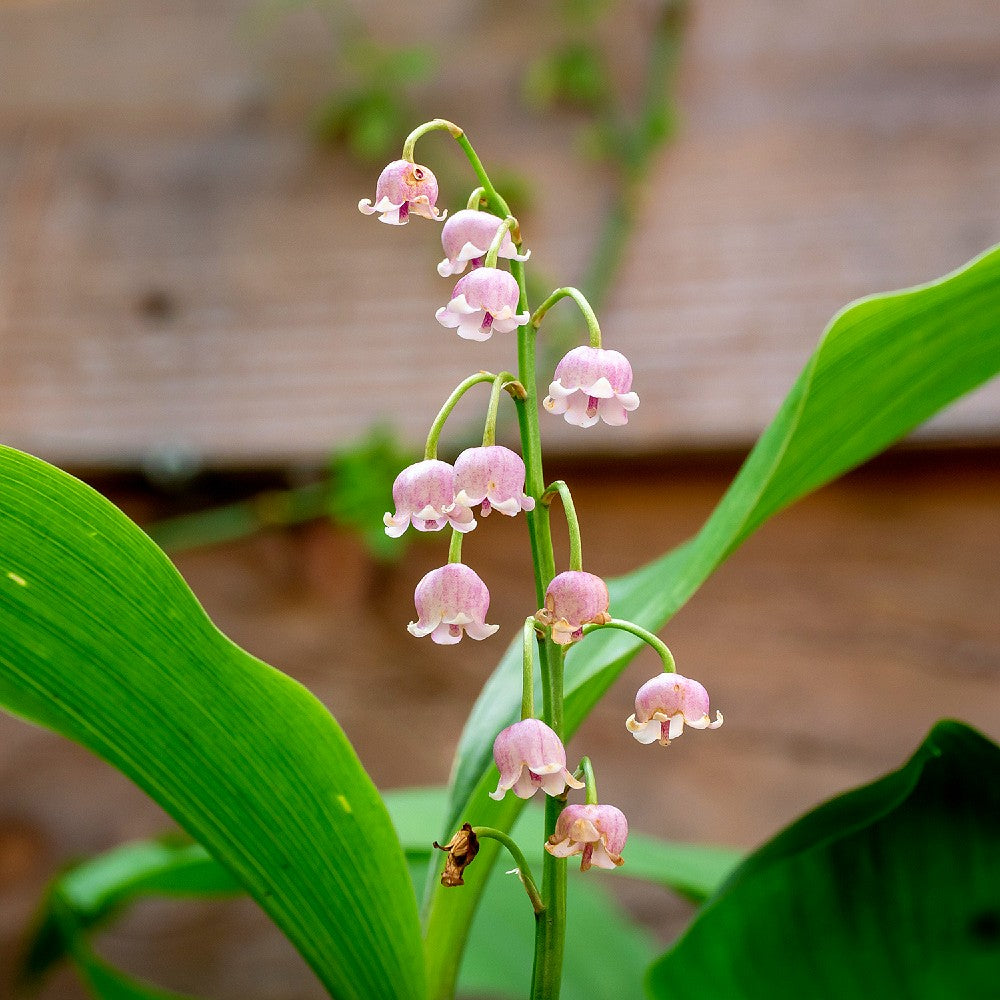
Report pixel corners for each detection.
[0,0,998,465]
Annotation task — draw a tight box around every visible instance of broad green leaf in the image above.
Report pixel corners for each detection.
[426,244,1000,996]
[647,720,1000,998]
[408,848,656,1000]
[0,448,425,1000]
[20,837,240,986]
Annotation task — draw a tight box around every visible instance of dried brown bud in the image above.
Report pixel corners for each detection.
[433,822,480,887]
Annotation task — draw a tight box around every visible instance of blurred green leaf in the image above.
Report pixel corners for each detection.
[424,244,1000,998]
[0,447,425,1000]
[647,721,1000,999]
[326,426,417,561]
[524,42,611,112]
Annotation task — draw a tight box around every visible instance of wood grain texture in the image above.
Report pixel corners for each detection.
[0,0,998,465]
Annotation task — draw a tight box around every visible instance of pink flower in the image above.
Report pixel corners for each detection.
[407,564,499,645]
[383,460,475,537]
[453,446,535,518]
[545,803,628,872]
[358,159,444,225]
[626,673,724,745]
[536,570,611,645]
[543,346,640,427]
[437,209,531,277]
[435,268,529,342]
[489,719,585,801]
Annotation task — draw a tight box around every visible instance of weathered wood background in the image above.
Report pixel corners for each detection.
[1,1,999,997]
[1,0,998,466]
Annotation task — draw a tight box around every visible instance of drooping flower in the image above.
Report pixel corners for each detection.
[383,460,475,537]
[358,159,444,225]
[407,563,499,644]
[435,267,529,342]
[453,446,535,518]
[536,570,611,645]
[437,209,531,277]
[545,803,628,872]
[626,673,724,746]
[543,346,640,427]
[489,719,585,801]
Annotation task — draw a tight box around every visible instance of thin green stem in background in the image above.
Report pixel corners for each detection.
[530,287,602,349]
[541,481,583,572]
[471,827,545,915]
[447,529,463,565]
[577,756,598,806]
[424,371,497,460]
[581,618,676,672]
[484,217,518,269]
[482,372,522,447]
[522,618,537,720]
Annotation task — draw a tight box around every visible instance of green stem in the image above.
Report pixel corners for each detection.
[577,756,598,805]
[449,127,564,1000]
[580,618,676,672]
[530,287,602,349]
[522,618,537,720]
[541,481,583,572]
[467,186,486,210]
[471,827,545,915]
[484,216,518,269]
[402,118,464,162]
[482,371,521,447]
[447,529,463,565]
[424,371,497,460]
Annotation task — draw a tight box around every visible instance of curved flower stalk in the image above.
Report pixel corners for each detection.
[544,803,628,872]
[435,268,530,341]
[383,460,475,536]
[626,673,724,745]
[490,718,584,800]
[536,570,611,645]
[454,446,535,517]
[438,209,531,276]
[544,346,640,427]
[358,159,444,225]
[407,564,499,644]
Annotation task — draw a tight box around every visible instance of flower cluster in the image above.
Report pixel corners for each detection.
[360,128,722,893]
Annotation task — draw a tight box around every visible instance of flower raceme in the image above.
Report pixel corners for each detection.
[454,446,535,518]
[626,673,724,746]
[536,570,611,645]
[436,268,530,342]
[490,719,585,801]
[438,209,531,277]
[358,159,444,225]
[407,564,499,645]
[544,346,640,427]
[383,460,475,537]
[545,803,628,872]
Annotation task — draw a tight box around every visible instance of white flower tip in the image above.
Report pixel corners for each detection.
[358,198,375,214]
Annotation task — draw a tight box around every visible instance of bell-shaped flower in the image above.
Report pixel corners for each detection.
[545,803,628,872]
[407,563,499,645]
[358,159,444,225]
[489,719,585,801]
[543,346,640,427]
[435,268,529,342]
[626,673,724,746]
[453,446,535,518]
[536,570,611,645]
[384,460,475,537]
[437,209,531,277]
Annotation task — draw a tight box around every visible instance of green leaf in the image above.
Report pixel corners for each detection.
[20,837,240,986]
[647,720,1000,998]
[384,786,738,900]
[426,244,1000,995]
[0,447,425,1000]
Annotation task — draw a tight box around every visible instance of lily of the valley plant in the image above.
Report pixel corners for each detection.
[362,118,723,997]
